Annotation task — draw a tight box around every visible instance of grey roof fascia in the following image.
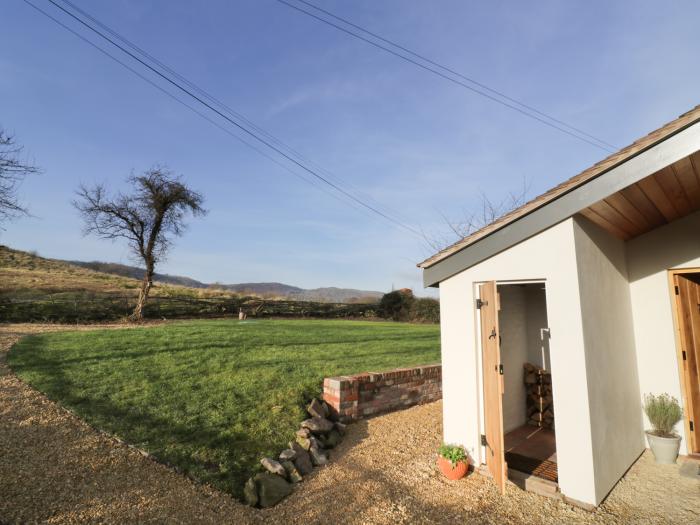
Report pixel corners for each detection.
[423,120,700,287]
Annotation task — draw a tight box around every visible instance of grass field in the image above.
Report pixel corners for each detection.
[9,319,440,499]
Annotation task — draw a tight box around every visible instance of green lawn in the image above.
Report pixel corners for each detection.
[9,319,440,499]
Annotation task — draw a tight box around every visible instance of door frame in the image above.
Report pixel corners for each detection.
[668,268,700,454]
[475,278,550,489]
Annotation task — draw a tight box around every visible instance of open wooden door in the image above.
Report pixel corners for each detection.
[673,273,700,453]
[479,281,507,494]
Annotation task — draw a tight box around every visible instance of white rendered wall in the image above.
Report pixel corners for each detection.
[626,210,700,455]
[573,217,645,504]
[498,285,528,432]
[438,218,598,505]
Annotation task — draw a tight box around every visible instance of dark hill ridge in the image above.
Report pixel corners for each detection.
[218,282,304,296]
[67,260,208,289]
[67,260,383,303]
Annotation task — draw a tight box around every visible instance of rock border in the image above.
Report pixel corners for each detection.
[244,397,345,508]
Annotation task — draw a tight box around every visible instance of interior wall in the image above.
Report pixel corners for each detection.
[499,283,551,433]
[573,216,644,505]
[525,284,551,370]
[438,218,598,505]
[498,285,528,432]
[626,209,700,455]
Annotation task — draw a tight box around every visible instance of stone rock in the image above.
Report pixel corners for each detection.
[307,398,328,419]
[254,473,292,508]
[290,441,306,455]
[296,427,311,439]
[324,429,341,449]
[301,417,334,434]
[325,403,340,422]
[244,477,258,507]
[279,448,297,462]
[295,435,312,451]
[282,460,303,483]
[334,422,347,435]
[261,457,287,477]
[309,436,323,450]
[293,449,313,475]
[309,445,328,466]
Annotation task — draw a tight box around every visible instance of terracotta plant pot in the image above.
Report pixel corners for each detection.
[437,455,468,480]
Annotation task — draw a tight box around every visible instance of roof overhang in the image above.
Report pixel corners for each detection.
[422,118,700,288]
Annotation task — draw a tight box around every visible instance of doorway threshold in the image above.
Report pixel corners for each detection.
[507,467,560,500]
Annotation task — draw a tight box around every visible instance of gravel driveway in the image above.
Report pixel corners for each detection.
[1,324,698,524]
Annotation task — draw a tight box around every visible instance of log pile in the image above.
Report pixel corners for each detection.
[524,363,554,429]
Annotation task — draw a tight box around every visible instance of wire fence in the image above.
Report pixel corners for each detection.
[0,295,379,323]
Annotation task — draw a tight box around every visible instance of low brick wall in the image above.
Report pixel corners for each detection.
[323,364,442,421]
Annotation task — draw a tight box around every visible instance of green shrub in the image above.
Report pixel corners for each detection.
[643,393,683,437]
[378,291,439,323]
[438,443,468,466]
[411,297,440,323]
[378,290,415,321]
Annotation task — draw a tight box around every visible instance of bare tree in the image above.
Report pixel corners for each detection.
[74,167,206,322]
[0,129,40,225]
[424,179,530,253]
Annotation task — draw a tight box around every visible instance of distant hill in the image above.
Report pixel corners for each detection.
[0,246,382,322]
[0,246,383,303]
[212,282,303,296]
[68,260,209,289]
[67,260,383,303]
[0,245,231,301]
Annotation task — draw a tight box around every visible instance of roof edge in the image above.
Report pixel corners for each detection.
[420,116,700,286]
[418,105,700,271]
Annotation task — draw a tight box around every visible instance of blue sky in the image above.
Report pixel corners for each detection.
[2,0,700,294]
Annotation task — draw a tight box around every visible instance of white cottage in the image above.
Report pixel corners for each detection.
[419,105,700,508]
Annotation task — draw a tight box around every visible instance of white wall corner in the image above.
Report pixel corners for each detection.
[573,216,645,505]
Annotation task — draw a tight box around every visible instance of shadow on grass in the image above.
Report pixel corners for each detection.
[7,324,441,503]
[9,338,270,500]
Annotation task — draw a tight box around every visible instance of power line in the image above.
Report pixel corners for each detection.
[20,1,351,209]
[20,0,378,224]
[54,0,415,228]
[25,0,423,238]
[293,0,618,151]
[274,0,617,153]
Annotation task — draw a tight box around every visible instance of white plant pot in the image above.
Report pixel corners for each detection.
[645,431,681,464]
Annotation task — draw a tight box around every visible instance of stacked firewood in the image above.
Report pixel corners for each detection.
[524,363,554,429]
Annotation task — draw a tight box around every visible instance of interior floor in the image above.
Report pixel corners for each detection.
[505,425,556,462]
[505,425,558,482]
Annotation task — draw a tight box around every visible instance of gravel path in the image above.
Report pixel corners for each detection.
[2,324,698,524]
[0,325,262,525]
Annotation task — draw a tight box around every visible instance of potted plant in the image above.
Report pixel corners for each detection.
[643,393,683,464]
[437,444,469,480]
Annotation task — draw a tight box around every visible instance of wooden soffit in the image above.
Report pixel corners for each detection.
[578,150,700,240]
